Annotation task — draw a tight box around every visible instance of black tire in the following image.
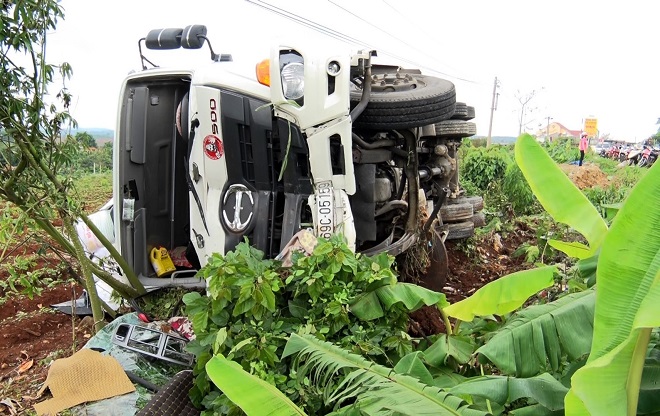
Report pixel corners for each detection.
[450,104,475,121]
[451,102,468,119]
[445,221,474,240]
[350,73,456,130]
[440,202,473,222]
[448,195,484,212]
[638,157,648,168]
[435,120,477,138]
[470,211,486,228]
[466,106,475,120]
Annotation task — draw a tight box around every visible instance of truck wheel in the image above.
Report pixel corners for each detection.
[451,102,468,119]
[470,212,486,228]
[435,120,477,138]
[466,106,475,120]
[440,202,473,222]
[448,195,484,212]
[350,73,456,130]
[450,104,475,121]
[445,221,475,240]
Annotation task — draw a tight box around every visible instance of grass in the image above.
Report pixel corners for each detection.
[73,172,113,212]
[0,172,112,304]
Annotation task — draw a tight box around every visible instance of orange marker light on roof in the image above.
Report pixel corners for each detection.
[256,59,270,86]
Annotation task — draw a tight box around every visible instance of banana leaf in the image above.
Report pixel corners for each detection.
[600,202,623,222]
[638,352,660,415]
[283,334,488,416]
[431,366,469,389]
[424,334,475,366]
[576,252,599,287]
[476,290,595,377]
[443,266,556,322]
[350,282,448,321]
[510,404,563,415]
[206,354,305,416]
[514,134,608,258]
[393,351,434,385]
[449,373,567,411]
[566,163,660,415]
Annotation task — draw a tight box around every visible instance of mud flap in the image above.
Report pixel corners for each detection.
[419,231,449,293]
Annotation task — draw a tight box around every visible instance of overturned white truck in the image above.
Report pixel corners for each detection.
[94,24,482,300]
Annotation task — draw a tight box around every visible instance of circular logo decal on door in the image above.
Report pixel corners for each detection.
[203,135,224,160]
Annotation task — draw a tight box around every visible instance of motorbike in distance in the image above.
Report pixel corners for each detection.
[638,145,659,168]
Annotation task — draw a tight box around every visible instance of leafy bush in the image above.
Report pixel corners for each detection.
[469,137,487,148]
[543,137,579,164]
[460,146,511,191]
[500,163,541,215]
[582,185,628,209]
[184,237,439,415]
[612,164,647,189]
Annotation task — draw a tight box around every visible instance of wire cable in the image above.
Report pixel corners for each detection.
[245,0,482,85]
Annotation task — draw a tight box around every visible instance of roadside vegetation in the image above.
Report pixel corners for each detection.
[181,135,659,415]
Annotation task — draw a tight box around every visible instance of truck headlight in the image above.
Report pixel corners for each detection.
[281,62,304,100]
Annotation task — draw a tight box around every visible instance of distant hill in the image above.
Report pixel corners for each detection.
[490,136,517,144]
[471,136,517,144]
[69,128,114,140]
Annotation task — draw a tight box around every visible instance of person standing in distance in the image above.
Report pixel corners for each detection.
[579,132,588,166]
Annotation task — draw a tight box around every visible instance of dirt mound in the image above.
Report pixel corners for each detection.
[559,163,611,189]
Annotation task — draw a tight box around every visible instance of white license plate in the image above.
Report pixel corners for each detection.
[315,181,334,239]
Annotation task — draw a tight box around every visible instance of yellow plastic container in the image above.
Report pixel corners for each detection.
[150,247,176,277]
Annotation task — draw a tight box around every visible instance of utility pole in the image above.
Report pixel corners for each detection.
[486,76,499,148]
[545,116,552,142]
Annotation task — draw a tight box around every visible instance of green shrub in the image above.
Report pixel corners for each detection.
[543,137,579,164]
[470,137,487,148]
[461,147,511,191]
[612,164,647,189]
[184,237,421,415]
[501,163,542,215]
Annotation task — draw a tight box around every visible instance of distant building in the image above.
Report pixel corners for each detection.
[536,122,581,142]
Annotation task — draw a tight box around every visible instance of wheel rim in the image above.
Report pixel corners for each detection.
[369,72,424,93]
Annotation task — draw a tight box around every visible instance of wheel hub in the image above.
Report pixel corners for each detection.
[370,72,423,93]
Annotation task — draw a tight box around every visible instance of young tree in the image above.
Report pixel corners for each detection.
[75,131,97,149]
[0,0,145,331]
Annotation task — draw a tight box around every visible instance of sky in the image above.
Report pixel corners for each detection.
[47,0,660,142]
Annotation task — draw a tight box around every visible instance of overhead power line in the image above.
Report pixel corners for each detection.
[245,0,481,85]
[379,0,467,77]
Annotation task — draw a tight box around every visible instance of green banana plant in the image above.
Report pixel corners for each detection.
[350,282,449,321]
[514,134,608,259]
[443,266,556,322]
[565,161,660,415]
[476,290,595,377]
[449,373,568,413]
[282,334,488,415]
[206,354,305,416]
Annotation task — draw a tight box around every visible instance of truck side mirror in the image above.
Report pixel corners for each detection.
[145,28,183,50]
[181,25,207,49]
